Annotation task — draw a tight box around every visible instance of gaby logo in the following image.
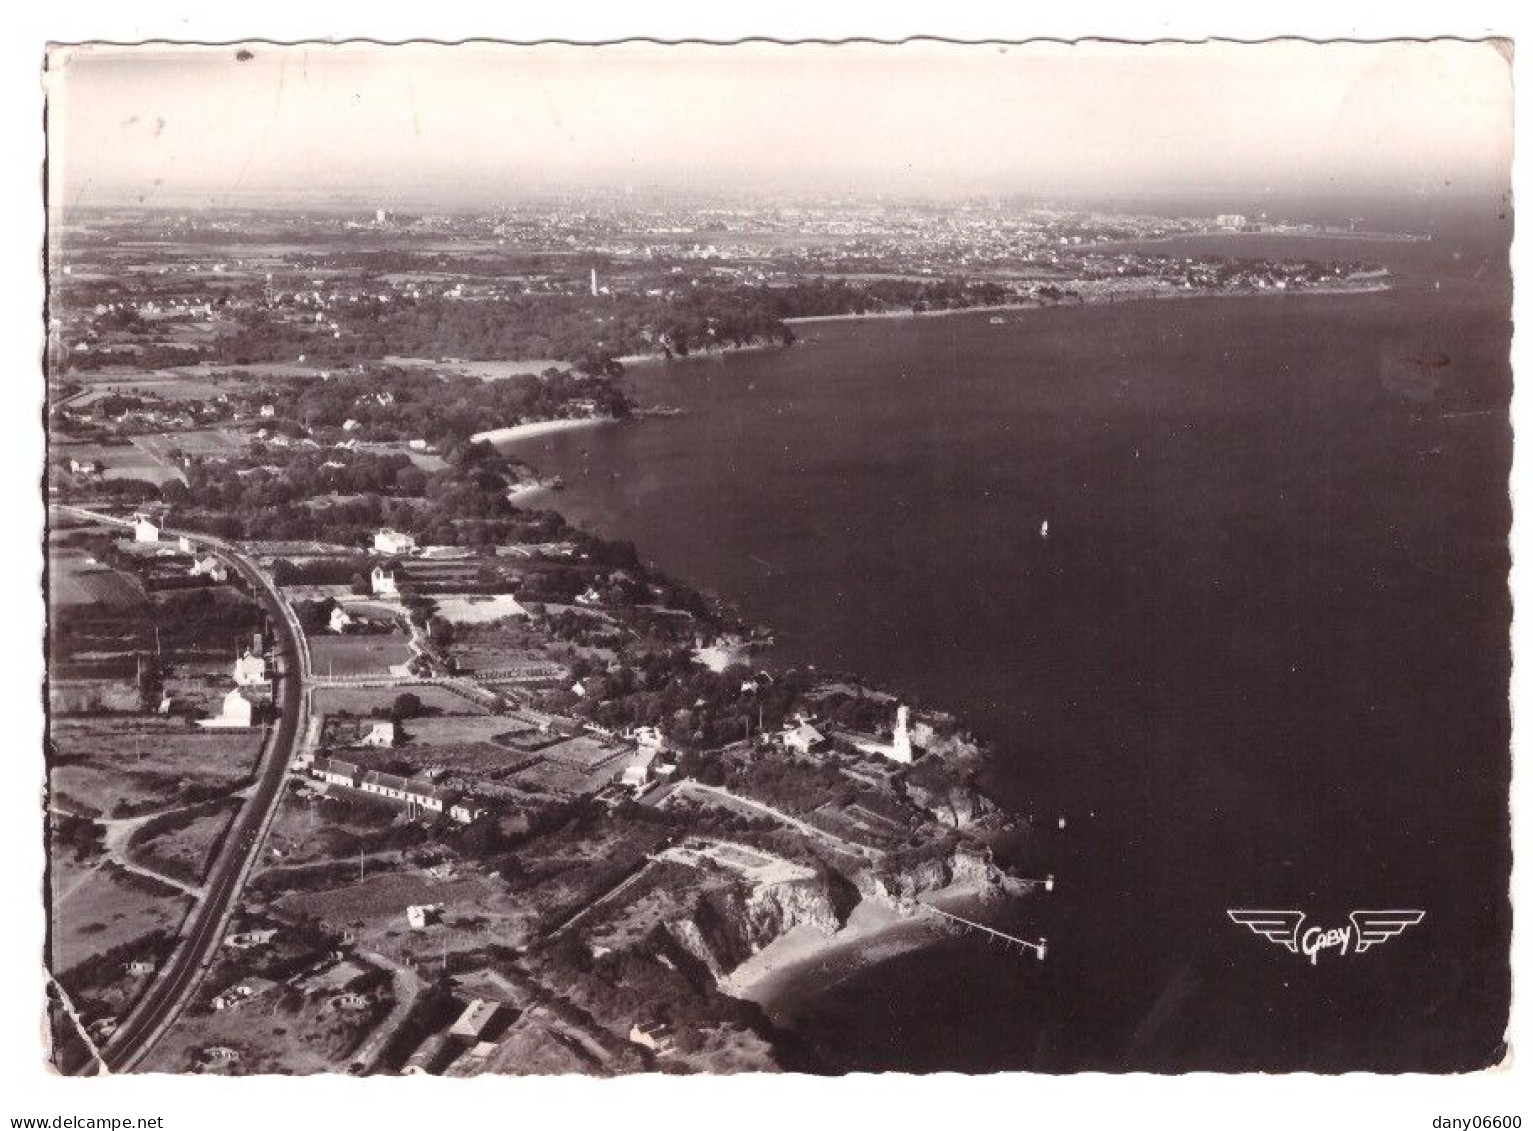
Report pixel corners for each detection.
[1227,909,1425,965]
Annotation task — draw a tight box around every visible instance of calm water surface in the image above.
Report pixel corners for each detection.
[503,216,1512,1072]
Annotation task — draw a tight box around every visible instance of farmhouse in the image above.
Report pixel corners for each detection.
[132,514,161,543]
[224,928,278,950]
[626,725,667,750]
[198,687,260,729]
[307,758,480,822]
[359,719,399,748]
[233,647,268,687]
[211,977,278,1011]
[449,802,485,825]
[406,903,443,930]
[620,748,659,791]
[629,1020,676,1056]
[370,565,399,597]
[328,605,354,633]
[779,719,827,755]
[189,554,228,582]
[359,769,451,815]
[311,757,362,788]
[373,529,417,555]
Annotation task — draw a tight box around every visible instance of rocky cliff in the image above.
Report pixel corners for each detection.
[857,842,1005,909]
[665,869,859,981]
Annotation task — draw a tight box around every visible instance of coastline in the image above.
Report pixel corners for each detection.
[782,279,1390,328]
[471,415,614,446]
[725,883,1016,1026]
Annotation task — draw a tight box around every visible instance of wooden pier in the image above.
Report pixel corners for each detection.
[921,905,1048,960]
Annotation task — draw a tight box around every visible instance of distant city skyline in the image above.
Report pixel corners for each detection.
[47,40,1512,210]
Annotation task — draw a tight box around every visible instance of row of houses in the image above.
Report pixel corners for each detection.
[309,757,483,824]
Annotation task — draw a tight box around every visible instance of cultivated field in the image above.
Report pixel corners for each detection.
[398,715,522,747]
[53,440,184,485]
[136,427,249,460]
[49,548,145,608]
[50,716,264,817]
[310,633,414,677]
[314,684,489,718]
[64,370,229,402]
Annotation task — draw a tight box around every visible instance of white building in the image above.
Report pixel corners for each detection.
[224,928,278,950]
[360,719,399,748]
[629,1021,675,1055]
[132,514,160,543]
[189,554,228,583]
[848,704,916,764]
[311,758,361,788]
[328,605,354,634]
[371,565,399,597]
[199,687,258,729]
[629,725,667,750]
[406,903,443,930]
[889,704,914,763]
[373,529,417,555]
[781,721,826,755]
[449,999,500,1041]
[233,648,268,687]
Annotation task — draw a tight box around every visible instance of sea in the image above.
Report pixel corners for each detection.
[499,194,1513,1072]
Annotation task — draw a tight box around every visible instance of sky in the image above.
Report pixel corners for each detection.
[46,40,1514,209]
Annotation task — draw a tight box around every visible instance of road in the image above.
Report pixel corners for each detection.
[53,506,312,1074]
[665,780,883,862]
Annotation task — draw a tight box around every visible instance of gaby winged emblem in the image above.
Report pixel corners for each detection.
[1227,909,1424,964]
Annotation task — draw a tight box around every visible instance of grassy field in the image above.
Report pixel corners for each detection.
[50,862,192,978]
[275,866,537,968]
[314,684,488,718]
[65,371,229,402]
[135,428,248,460]
[127,799,240,886]
[139,982,393,1075]
[397,715,519,746]
[382,356,561,381]
[50,717,264,817]
[53,440,184,485]
[310,634,414,678]
[49,548,145,608]
[169,360,347,381]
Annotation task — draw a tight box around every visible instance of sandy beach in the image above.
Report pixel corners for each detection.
[472,416,615,445]
[725,884,1011,1024]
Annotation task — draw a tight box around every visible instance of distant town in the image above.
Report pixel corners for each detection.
[48,198,1396,1075]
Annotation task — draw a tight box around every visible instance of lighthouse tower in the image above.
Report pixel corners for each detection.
[891,705,913,763]
[590,267,599,297]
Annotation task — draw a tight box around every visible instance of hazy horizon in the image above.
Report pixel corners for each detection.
[46,40,1513,211]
